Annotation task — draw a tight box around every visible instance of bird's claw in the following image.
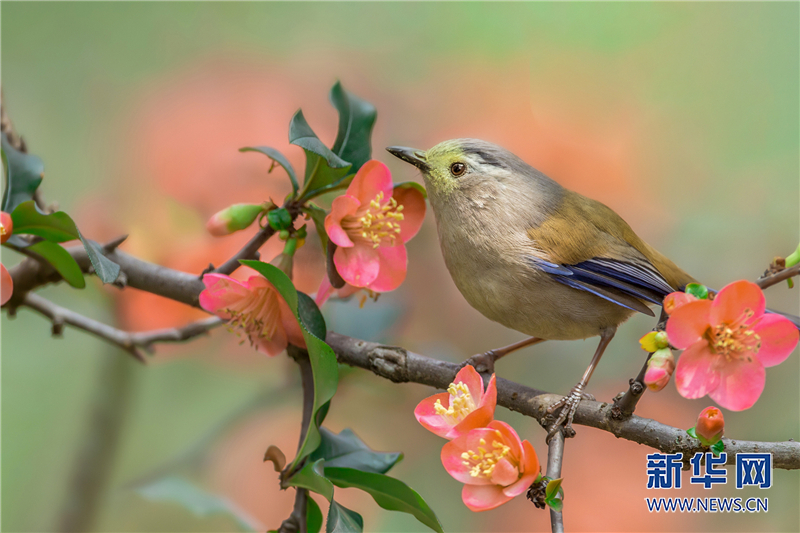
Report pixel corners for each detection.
[545,384,589,443]
[461,349,498,374]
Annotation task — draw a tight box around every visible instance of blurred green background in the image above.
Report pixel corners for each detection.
[2,3,798,532]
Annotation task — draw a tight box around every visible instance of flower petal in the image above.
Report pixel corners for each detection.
[279,295,307,349]
[1,263,13,306]
[674,342,721,400]
[346,160,393,202]
[253,320,289,357]
[367,245,407,292]
[502,439,540,497]
[488,420,522,462]
[199,273,251,314]
[710,280,765,325]
[666,300,712,349]
[489,458,519,487]
[752,313,800,367]
[708,356,765,411]
[453,365,485,399]
[415,392,455,438]
[334,245,380,287]
[441,428,496,485]
[315,275,335,307]
[462,484,511,512]
[325,195,360,248]
[392,184,426,243]
[663,292,698,315]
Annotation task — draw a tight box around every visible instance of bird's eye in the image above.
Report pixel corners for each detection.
[450,162,466,177]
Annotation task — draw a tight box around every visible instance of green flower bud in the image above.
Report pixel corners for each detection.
[207,203,264,236]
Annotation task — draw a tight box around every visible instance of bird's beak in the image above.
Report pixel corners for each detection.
[386,146,429,172]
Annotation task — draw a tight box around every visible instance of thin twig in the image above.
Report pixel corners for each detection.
[20,293,222,362]
[546,432,565,533]
[213,225,275,276]
[757,264,800,290]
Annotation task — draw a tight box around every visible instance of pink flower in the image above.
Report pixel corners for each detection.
[325,161,425,292]
[695,406,725,446]
[415,365,497,439]
[314,274,375,308]
[199,273,306,356]
[644,348,675,392]
[0,211,12,244]
[663,291,698,315]
[1,263,13,306]
[667,280,799,410]
[441,420,540,512]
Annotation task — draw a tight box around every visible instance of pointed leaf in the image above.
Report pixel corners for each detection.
[27,240,85,288]
[240,146,299,194]
[239,260,338,470]
[545,478,562,500]
[547,497,564,513]
[78,232,121,284]
[2,135,44,214]
[686,427,698,439]
[286,459,334,501]
[289,110,352,199]
[10,200,79,242]
[136,476,262,532]
[303,204,329,252]
[307,496,324,533]
[298,291,327,340]
[310,428,402,474]
[329,81,377,173]
[323,468,443,533]
[710,440,726,457]
[326,501,363,533]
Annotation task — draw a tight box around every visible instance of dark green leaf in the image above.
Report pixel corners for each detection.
[239,260,338,470]
[329,81,377,173]
[311,428,402,474]
[2,135,44,214]
[267,208,293,231]
[307,496,324,533]
[136,476,262,532]
[710,440,726,457]
[303,204,329,252]
[10,200,79,242]
[240,146,299,195]
[78,232,121,284]
[286,460,334,501]
[547,497,563,513]
[27,240,85,288]
[685,283,709,300]
[393,181,427,200]
[324,468,443,533]
[298,291,327,339]
[686,427,698,439]
[545,478,562,500]
[289,110,352,199]
[326,501,363,533]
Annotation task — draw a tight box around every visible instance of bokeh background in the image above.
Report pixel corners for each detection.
[2,3,799,532]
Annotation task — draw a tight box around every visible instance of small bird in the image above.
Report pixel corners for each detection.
[386,139,700,439]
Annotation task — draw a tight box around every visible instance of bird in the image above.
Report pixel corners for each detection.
[386,138,704,440]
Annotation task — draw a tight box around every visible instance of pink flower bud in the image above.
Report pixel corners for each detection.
[644,348,675,392]
[206,204,265,236]
[0,211,12,244]
[1,263,13,306]
[695,406,725,446]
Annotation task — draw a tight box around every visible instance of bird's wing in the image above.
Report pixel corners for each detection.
[524,190,686,317]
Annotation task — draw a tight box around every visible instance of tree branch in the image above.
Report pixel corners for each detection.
[546,432,565,533]
[757,264,800,290]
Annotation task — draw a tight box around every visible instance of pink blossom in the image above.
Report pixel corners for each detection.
[1,263,12,306]
[199,273,305,356]
[695,406,725,446]
[667,280,799,410]
[644,348,675,392]
[325,161,425,292]
[415,365,497,439]
[441,420,540,512]
[314,274,374,308]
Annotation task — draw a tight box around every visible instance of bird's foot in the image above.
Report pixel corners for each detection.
[545,384,592,443]
[460,349,500,374]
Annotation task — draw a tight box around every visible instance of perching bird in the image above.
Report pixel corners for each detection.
[386,139,701,439]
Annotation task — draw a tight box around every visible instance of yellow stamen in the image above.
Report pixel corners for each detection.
[433,381,477,425]
[461,436,512,479]
[707,308,761,361]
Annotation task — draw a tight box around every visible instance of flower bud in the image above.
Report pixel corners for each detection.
[663,292,698,314]
[639,331,669,352]
[206,204,265,236]
[0,211,12,244]
[695,406,724,446]
[1,263,13,306]
[643,348,675,392]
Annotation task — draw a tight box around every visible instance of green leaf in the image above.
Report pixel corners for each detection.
[298,291,327,339]
[545,478,562,500]
[286,459,334,501]
[27,240,85,288]
[307,496,324,533]
[303,204,329,252]
[290,110,352,200]
[2,134,44,214]
[78,232,121,284]
[267,208,293,231]
[324,468,443,533]
[686,427,698,439]
[326,501,363,533]
[710,440,726,457]
[329,81,377,174]
[547,497,564,513]
[10,200,80,242]
[685,283,709,300]
[240,146,299,195]
[393,181,428,200]
[136,476,262,532]
[239,260,338,471]
[311,428,402,474]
